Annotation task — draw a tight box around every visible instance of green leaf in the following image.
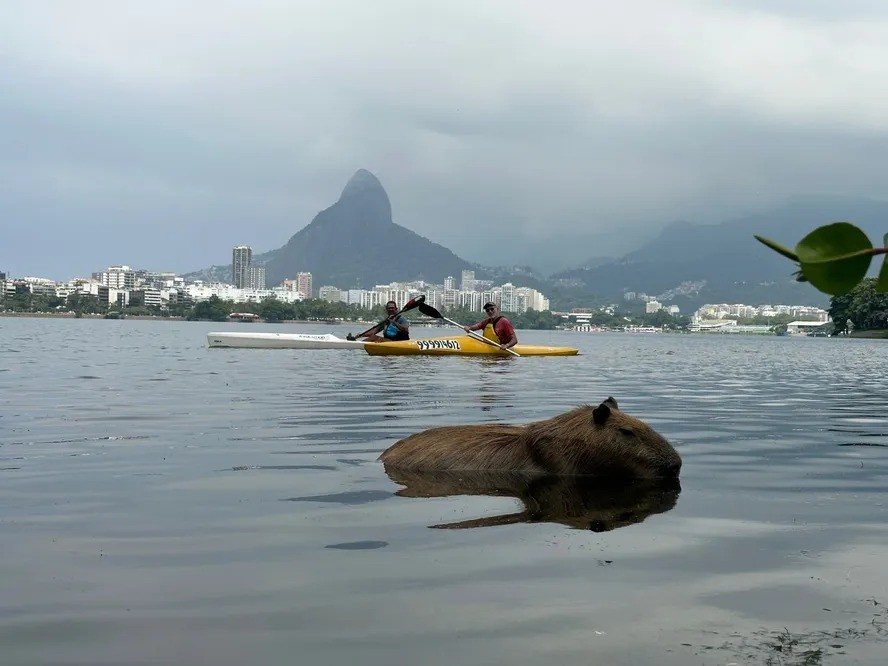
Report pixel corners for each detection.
[794,222,873,295]
[754,235,799,261]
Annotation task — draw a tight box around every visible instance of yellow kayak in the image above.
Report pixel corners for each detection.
[364,335,578,356]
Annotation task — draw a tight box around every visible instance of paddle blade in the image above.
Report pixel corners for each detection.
[401,295,426,312]
[418,302,443,319]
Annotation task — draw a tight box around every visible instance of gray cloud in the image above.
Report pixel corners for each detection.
[2,0,888,279]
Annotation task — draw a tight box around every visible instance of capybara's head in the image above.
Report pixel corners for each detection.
[523,397,682,478]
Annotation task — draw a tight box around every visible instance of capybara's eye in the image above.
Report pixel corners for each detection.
[619,427,636,437]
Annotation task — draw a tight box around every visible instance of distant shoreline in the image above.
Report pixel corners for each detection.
[0,312,186,321]
[2,312,885,338]
[0,312,370,325]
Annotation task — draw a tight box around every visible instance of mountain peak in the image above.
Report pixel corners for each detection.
[263,168,472,288]
[339,169,387,202]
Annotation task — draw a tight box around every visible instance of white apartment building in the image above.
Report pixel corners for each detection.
[499,283,518,312]
[247,266,266,290]
[517,287,550,312]
[183,283,305,304]
[95,265,135,290]
[371,284,415,309]
[442,289,458,310]
[355,290,384,309]
[140,288,163,307]
[345,289,365,306]
[318,286,343,303]
[694,303,828,322]
[458,290,483,311]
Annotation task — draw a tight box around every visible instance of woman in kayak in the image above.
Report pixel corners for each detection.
[464,302,517,351]
[363,301,410,342]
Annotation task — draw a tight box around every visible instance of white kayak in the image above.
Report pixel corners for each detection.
[207,332,366,349]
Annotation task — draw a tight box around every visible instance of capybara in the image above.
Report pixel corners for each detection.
[383,467,681,531]
[379,397,681,478]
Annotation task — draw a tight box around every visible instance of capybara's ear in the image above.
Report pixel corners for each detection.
[604,397,619,410]
[593,402,612,425]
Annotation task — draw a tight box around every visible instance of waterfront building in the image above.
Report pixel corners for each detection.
[182,282,304,304]
[355,290,383,309]
[423,287,442,310]
[318,286,342,303]
[232,246,252,289]
[458,290,482,311]
[693,303,828,322]
[442,288,458,310]
[786,320,829,334]
[297,272,312,299]
[500,283,518,313]
[517,287,549,312]
[91,265,133,289]
[247,266,266,290]
[0,266,554,317]
[130,288,163,307]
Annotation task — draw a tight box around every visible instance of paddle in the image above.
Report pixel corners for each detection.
[417,302,521,357]
[346,295,426,341]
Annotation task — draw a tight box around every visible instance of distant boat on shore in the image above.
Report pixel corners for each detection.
[229,312,260,323]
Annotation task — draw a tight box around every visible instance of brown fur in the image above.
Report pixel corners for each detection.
[383,467,681,530]
[379,397,681,478]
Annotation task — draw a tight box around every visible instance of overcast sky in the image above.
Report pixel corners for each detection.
[3,0,888,280]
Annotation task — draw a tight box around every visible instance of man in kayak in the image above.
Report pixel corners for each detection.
[363,300,410,342]
[464,302,518,351]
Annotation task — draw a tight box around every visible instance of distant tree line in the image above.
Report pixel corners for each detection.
[4,292,695,331]
[828,278,888,334]
[19,290,874,333]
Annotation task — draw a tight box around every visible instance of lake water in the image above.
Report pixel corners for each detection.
[1,317,887,665]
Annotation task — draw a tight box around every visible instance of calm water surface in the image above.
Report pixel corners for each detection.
[1,318,887,665]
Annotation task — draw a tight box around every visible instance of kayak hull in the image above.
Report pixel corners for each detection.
[207,332,366,349]
[364,335,578,356]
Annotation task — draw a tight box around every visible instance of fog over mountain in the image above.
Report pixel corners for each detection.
[551,196,888,309]
[188,168,882,311]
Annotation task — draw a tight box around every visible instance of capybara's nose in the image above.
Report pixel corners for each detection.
[663,459,682,477]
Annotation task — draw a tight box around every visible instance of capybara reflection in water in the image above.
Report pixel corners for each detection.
[383,468,681,531]
[379,397,681,478]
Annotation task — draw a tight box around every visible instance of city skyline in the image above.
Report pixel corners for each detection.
[2,259,830,323]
